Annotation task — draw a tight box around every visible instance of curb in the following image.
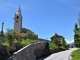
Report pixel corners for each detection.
[69,49,72,60]
[69,53,72,60]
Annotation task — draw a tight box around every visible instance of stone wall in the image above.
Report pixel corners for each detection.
[11,41,50,60]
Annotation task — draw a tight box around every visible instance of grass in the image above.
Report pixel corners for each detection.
[2,39,40,47]
[21,39,40,46]
[60,46,67,49]
[2,39,59,50]
[49,43,58,50]
[71,49,80,60]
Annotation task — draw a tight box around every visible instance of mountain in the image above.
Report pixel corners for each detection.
[70,42,74,46]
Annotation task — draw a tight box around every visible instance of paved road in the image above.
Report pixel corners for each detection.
[38,48,77,60]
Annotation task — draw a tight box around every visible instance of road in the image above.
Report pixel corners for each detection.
[38,48,77,60]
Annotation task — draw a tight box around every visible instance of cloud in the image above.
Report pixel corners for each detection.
[65,39,74,44]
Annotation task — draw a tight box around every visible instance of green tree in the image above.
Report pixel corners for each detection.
[74,14,80,48]
[5,28,14,46]
[5,28,22,46]
[26,31,33,40]
[74,23,78,33]
[61,37,66,48]
[35,34,38,40]
[13,32,22,46]
[26,31,38,40]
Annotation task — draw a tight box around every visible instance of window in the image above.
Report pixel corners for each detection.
[17,16,19,19]
[16,20,18,23]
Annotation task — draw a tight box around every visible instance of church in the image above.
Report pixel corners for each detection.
[13,6,26,38]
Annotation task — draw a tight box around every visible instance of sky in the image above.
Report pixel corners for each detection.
[0,0,80,43]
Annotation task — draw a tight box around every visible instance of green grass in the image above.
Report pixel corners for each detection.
[49,43,58,50]
[60,46,67,49]
[2,39,59,50]
[71,49,80,60]
[21,39,40,46]
[2,39,40,46]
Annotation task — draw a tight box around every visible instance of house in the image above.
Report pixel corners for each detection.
[50,34,63,45]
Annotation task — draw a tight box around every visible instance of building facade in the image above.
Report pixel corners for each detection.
[50,35,63,44]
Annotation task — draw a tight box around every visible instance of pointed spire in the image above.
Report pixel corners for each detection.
[16,5,21,14]
[18,5,21,12]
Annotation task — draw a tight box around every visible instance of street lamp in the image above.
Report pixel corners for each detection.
[14,39,18,44]
[14,39,18,51]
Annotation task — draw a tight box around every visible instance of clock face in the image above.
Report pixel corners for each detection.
[17,16,19,19]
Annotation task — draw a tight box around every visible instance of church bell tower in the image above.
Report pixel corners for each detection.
[14,6,22,33]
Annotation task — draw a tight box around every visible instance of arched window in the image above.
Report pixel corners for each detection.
[17,16,19,19]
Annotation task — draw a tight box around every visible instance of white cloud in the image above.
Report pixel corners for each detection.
[65,39,74,44]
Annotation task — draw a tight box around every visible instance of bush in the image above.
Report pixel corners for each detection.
[49,43,58,50]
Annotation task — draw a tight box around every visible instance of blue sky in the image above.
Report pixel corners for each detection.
[0,0,80,42]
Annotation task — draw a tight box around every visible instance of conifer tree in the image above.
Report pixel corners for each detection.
[74,13,80,48]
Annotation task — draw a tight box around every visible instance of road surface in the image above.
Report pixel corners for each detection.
[38,48,77,60]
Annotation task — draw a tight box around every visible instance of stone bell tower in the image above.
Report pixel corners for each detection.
[14,6,22,33]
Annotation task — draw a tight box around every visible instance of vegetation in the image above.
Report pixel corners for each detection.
[5,28,22,46]
[3,28,38,46]
[2,39,39,47]
[71,49,80,60]
[49,43,58,50]
[74,14,80,48]
[22,27,38,40]
[51,33,67,49]
[2,27,68,52]
[26,31,38,40]
[61,37,67,48]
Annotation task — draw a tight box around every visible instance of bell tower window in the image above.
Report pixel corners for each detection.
[17,16,19,19]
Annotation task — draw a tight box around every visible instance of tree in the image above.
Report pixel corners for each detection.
[13,32,22,46]
[74,14,80,48]
[26,31,33,40]
[5,28,14,46]
[61,37,66,48]
[35,34,38,40]
[74,23,78,33]
[26,30,38,40]
[5,28,22,46]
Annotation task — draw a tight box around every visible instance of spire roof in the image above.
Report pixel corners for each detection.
[16,6,21,14]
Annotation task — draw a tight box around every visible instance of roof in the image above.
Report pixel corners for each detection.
[50,35,63,39]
